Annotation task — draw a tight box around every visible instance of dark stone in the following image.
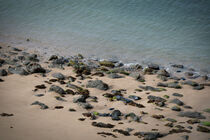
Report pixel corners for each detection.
[68,76,76,82]
[99,61,115,68]
[0,78,4,82]
[31,101,48,109]
[139,85,166,92]
[170,98,184,106]
[134,132,166,140]
[49,55,58,61]
[157,69,170,77]
[73,95,87,103]
[169,128,191,134]
[168,82,182,89]
[178,111,206,119]
[26,63,46,73]
[152,114,165,119]
[55,96,67,102]
[113,129,130,136]
[91,72,104,77]
[69,108,76,112]
[128,95,141,100]
[65,89,75,95]
[181,135,189,140]
[193,85,204,90]
[148,63,160,70]
[35,84,46,89]
[52,73,65,80]
[197,125,210,133]
[147,95,166,103]
[183,105,192,109]
[66,83,81,90]
[54,106,64,109]
[35,94,44,97]
[12,47,22,52]
[0,69,7,76]
[26,54,39,62]
[86,80,109,90]
[172,93,183,97]
[165,123,173,127]
[78,102,93,109]
[171,106,181,111]
[91,122,115,128]
[187,119,200,124]
[130,72,145,82]
[8,66,29,75]
[49,85,66,95]
[108,73,123,79]
[157,82,168,87]
[0,113,14,117]
[171,64,184,68]
[97,132,117,138]
[125,113,141,122]
[78,118,86,121]
[166,118,177,123]
[111,110,122,121]
[182,80,198,87]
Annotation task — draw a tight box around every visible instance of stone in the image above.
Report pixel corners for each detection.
[65,89,75,95]
[0,113,14,117]
[108,73,123,79]
[91,72,104,77]
[111,110,122,121]
[128,95,141,100]
[49,55,58,61]
[182,80,198,87]
[97,132,117,138]
[78,102,93,109]
[52,73,65,80]
[139,85,166,92]
[0,69,7,76]
[69,108,76,112]
[193,85,204,90]
[170,98,184,106]
[147,95,166,103]
[197,125,210,133]
[178,111,206,119]
[171,64,184,68]
[157,82,168,87]
[148,63,160,70]
[181,135,189,140]
[203,108,210,113]
[157,69,170,77]
[113,129,130,136]
[152,114,165,119]
[99,61,115,68]
[49,85,66,95]
[26,54,39,62]
[167,82,182,89]
[172,93,183,97]
[68,76,76,82]
[35,94,44,97]
[55,96,67,102]
[31,101,48,109]
[35,84,46,89]
[12,47,22,52]
[125,113,141,122]
[86,80,109,90]
[166,118,177,123]
[54,106,64,109]
[26,63,46,73]
[171,106,181,111]
[73,95,87,103]
[187,119,200,124]
[130,72,145,82]
[134,132,166,140]
[91,122,115,128]
[8,66,29,75]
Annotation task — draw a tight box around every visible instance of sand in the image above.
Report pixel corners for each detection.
[0,43,210,140]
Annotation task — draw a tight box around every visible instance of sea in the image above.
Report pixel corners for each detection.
[0,0,210,74]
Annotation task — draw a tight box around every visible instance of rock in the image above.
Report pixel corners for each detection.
[182,80,198,87]
[55,96,67,102]
[78,118,86,121]
[12,47,22,52]
[35,94,44,97]
[134,132,166,140]
[172,93,183,97]
[69,108,76,112]
[178,111,206,119]
[92,122,115,128]
[157,82,168,87]
[35,84,46,89]
[170,98,184,106]
[186,119,200,124]
[8,66,29,75]
[193,85,204,90]
[152,114,165,119]
[139,85,166,92]
[157,69,170,77]
[165,123,173,127]
[157,75,168,81]
[0,69,7,76]
[65,89,75,95]
[183,105,192,109]
[97,132,117,138]
[125,113,141,122]
[49,85,66,96]
[26,63,46,73]
[52,73,65,80]
[108,73,123,79]
[197,125,210,133]
[49,55,58,61]
[169,128,191,134]
[148,63,160,70]
[184,72,199,79]
[78,102,93,109]
[91,72,104,77]
[111,110,122,121]
[73,95,87,103]
[128,95,141,100]
[0,113,14,117]
[66,83,81,90]
[99,61,115,68]
[26,54,39,62]
[130,72,145,82]
[171,64,184,68]
[31,101,48,109]
[147,95,166,103]
[113,129,130,136]
[0,78,4,82]
[166,118,177,123]
[168,82,182,89]
[86,80,109,90]
[171,106,181,111]
[68,76,76,82]
[54,106,64,109]
[126,128,134,132]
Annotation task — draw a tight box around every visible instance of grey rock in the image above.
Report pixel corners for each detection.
[147,95,166,103]
[157,69,170,77]
[171,106,181,111]
[92,122,115,128]
[157,82,168,87]
[197,125,210,133]
[49,85,66,95]
[49,55,58,61]
[148,63,160,70]
[78,102,93,109]
[108,73,123,79]
[125,113,141,122]
[128,95,141,100]
[35,94,44,97]
[167,82,182,89]
[181,135,189,140]
[193,85,204,90]
[111,110,122,121]
[171,64,184,69]
[55,96,67,102]
[8,66,29,75]
[26,63,46,73]
[0,69,7,76]
[73,95,87,103]
[178,111,206,119]
[134,132,166,140]
[172,93,183,97]
[26,54,39,62]
[31,101,48,109]
[52,73,65,80]
[170,98,184,106]
[86,80,109,90]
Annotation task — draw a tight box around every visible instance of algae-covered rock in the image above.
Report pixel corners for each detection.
[99,60,115,68]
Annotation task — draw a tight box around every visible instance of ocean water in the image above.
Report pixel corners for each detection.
[0,0,210,73]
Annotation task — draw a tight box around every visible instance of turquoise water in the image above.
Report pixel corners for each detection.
[0,0,210,73]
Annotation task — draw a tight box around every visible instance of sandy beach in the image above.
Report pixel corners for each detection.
[0,43,210,140]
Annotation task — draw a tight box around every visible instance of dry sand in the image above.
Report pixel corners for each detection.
[0,43,210,140]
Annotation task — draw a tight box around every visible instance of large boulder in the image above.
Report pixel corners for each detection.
[86,80,109,90]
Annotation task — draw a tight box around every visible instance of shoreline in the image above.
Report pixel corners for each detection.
[0,42,210,140]
[0,34,210,77]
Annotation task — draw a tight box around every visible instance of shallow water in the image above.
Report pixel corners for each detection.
[0,0,210,73]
